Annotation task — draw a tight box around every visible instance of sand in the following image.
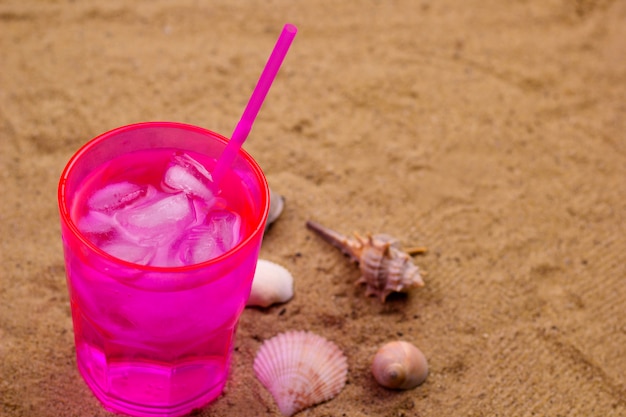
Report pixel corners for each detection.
[1,1,625,416]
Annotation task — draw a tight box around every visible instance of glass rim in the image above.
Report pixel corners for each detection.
[58,121,270,273]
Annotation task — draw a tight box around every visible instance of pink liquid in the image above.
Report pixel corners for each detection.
[63,145,263,416]
[72,148,254,268]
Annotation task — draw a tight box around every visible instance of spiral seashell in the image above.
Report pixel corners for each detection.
[246,259,294,308]
[253,331,348,416]
[306,220,426,302]
[371,341,428,390]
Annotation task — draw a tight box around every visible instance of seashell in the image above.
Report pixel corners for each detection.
[306,220,426,302]
[247,259,294,308]
[253,330,348,416]
[372,341,428,390]
[266,188,285,231]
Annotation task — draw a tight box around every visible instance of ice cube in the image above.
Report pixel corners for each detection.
[150,243,184,268]
[206,210,242,253]
[175,225,220,265]
[77,210,114,235]
[100,239,155,265]
[162,152,215,200]
[172,210,242,266]
[191,195,229,226]
[114,192,196,244]
[87,182,153,212]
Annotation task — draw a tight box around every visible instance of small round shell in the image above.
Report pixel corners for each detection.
[372,341,428,390]
[254,331,348,416]
[247,259,294,308]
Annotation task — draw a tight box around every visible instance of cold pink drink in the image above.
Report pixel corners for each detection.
[58,122,269,417]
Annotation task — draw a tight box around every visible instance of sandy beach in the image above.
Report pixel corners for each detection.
[1,1,625,416]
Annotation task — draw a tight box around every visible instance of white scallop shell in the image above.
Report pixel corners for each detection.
[247,259,294,308]
[253,331,348,416]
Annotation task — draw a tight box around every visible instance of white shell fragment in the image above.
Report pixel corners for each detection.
[254,331,348,416]
[372,341,428,390]
[265,188,285,231]
[247,259,294,308]
[306,221,426,302]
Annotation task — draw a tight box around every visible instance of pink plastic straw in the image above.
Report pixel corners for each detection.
[211,23,298,186]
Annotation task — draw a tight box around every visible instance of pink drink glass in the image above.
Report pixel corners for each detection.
[58,122,269,417]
